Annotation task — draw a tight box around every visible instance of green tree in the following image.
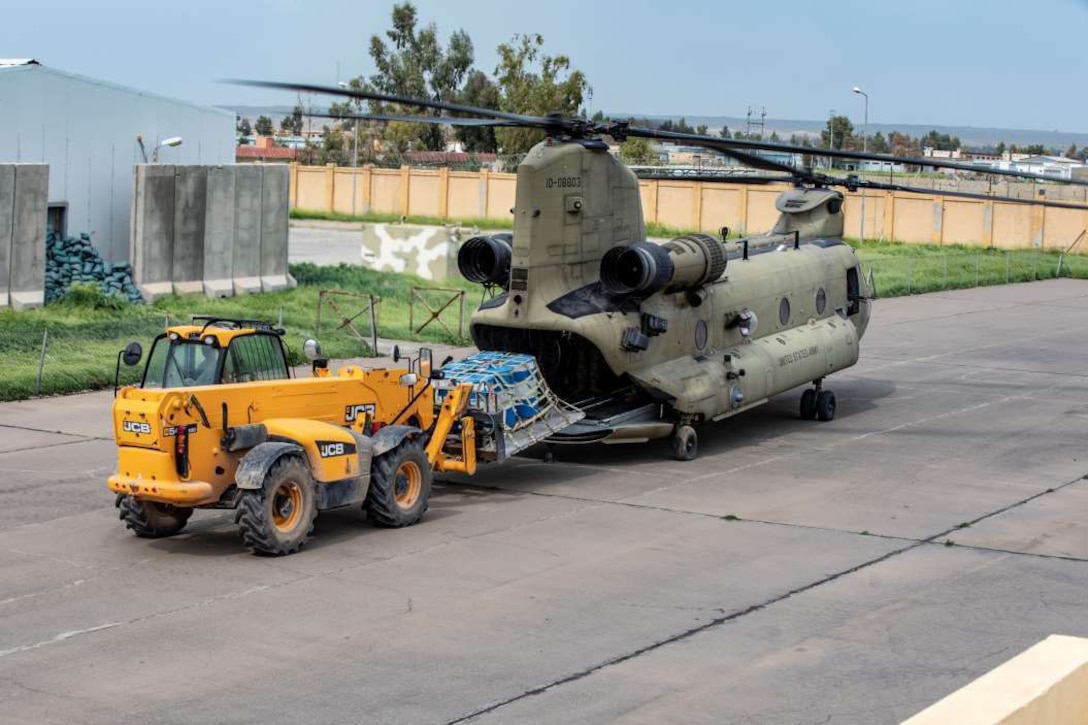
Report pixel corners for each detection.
[328,100,357,130]
[696,124,708,136]
[455,69,500,152]
[318,124,348,165]
[236,116,252,137]
[493,33,589,154]
[1066,143,1078,159]
[1023,143,1047,156]
[254,115,274,136]
[366,2,475,151]
[719,126,731,139]
[620,137,658,165]
[769,131,780,142]
[994,141,1006,156]
[888,131,918,157]
[821,115,854,150]
[868,131,890,154]
[921,130,961,151]
[280,103,304,135]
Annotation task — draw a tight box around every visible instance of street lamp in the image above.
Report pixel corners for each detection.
[853,86,870,241]
[852,87,869,152]
[338,80,361,216]
[136,134,183,163]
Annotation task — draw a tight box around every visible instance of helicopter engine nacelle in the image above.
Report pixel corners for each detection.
[457,233,513,289]
[598,233,728,296]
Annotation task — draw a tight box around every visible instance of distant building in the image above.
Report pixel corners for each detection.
[858,159,906,173]
[1006,155,1083,180]
[923,148,964,160]
[0,59,234,261]
[236,136,298,163]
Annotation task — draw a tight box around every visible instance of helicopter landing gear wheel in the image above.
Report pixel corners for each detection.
[799,389,818,420]
[672,425,698,462]
[816,390,837,422]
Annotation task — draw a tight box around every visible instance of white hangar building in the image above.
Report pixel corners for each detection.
[0,59,235,261]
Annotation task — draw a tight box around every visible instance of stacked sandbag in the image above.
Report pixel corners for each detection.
[45,231,143,304]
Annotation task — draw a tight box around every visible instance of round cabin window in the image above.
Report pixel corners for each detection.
[779,297,791,325]
[695,320,708,349]
[815,288,827,315]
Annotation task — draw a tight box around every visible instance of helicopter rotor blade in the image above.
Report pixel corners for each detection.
[302,111,526,128]
[633,171,797,185]
[826,176,1088,211]
[227,79,550,126]
[232,79,1088,190]
[621,127,815,179]
[651,128,1088,188]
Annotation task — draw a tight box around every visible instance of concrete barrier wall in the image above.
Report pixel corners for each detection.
[904,634,1088,725]
[259,164,290,292]
[172,166,207,294]
[0,163,48,309]
[203,166,235,297]
[293,162,1088,250]
[0,165,13,308]
[131,164,291,300]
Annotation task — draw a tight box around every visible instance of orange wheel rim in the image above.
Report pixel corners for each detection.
[272,480,303,532]
[394,461,422,509]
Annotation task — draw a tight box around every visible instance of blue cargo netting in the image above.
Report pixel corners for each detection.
[436,352,584,461]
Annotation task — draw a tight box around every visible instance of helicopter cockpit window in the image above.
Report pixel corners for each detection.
[779,297,791,325]
[816,288,827,315]
[142,337,225,389]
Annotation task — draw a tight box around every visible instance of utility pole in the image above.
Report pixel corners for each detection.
[853,87,870,241]
[759,106,767,140]
[828,109,836,169]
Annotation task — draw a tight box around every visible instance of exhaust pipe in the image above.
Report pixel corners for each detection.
[599,234,728,296]
[457,233,513,289]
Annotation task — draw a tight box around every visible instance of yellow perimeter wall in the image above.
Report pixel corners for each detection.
[290,163,1088,250]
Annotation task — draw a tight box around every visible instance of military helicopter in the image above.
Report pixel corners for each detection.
[238,80,1088,460]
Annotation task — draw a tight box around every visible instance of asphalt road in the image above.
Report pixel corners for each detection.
[289,221,365,267]
[1,280,1087,724]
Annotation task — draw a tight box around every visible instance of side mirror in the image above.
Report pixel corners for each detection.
[122,342,143,367]
[392,344,401,363]
[303,339,322,361]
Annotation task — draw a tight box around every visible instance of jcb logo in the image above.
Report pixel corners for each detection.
[344,403,375,423]
[122,420,151,435]
[317,440,356,459]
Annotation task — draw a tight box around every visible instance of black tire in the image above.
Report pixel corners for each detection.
[800,389,818,420]
[365,438,432,528]
[116,494,192,538]
[672,425,698,461]
[235,455,317,556]
[816,390,837,422]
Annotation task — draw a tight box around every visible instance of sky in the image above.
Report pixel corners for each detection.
[3,0,1087,132]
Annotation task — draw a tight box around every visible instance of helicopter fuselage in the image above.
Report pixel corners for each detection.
[466,139,871,442]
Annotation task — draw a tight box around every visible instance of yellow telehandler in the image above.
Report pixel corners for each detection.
[108,317,479,556]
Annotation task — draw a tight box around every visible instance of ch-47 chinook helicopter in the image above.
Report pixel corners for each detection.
[239,80,1088,461]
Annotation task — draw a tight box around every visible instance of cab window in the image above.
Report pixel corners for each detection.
[142,337,224,389]
[224,334,289,383]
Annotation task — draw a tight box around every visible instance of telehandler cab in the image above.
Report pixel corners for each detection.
[108,317,478,556]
